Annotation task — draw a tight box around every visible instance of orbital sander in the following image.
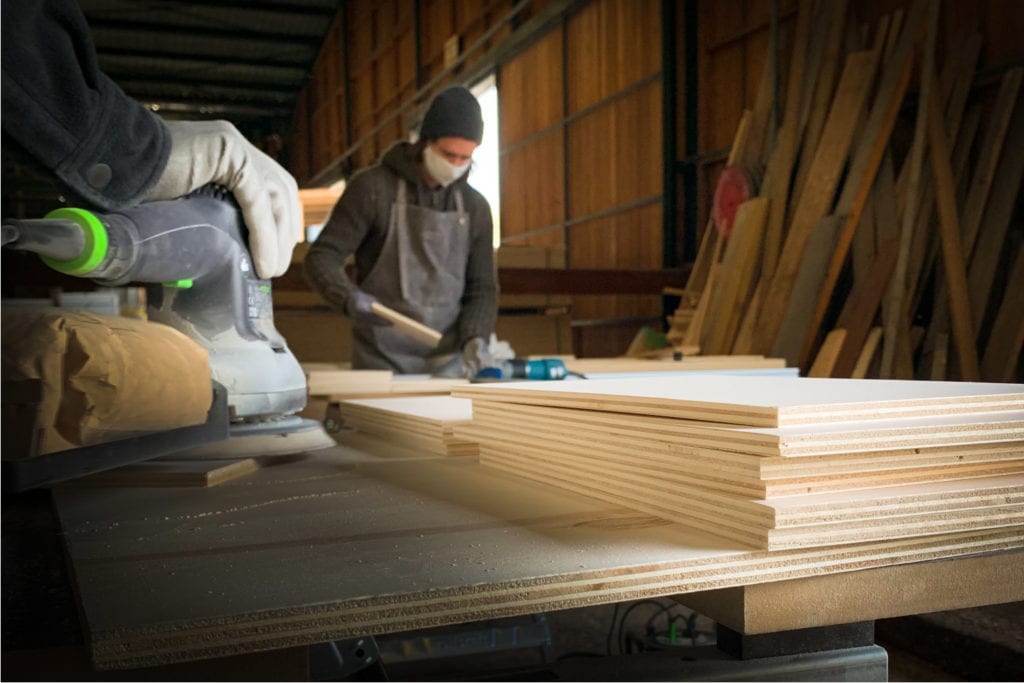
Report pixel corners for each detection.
[2,186,333,459]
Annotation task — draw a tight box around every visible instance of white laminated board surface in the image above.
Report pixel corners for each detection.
[52,450,1024,670]
[453,376,1024,427]
[340,396,473,421]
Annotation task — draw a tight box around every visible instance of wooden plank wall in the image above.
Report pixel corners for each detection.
[499,0,666,354]
[696,0,1023,238]
[289,0,516,185]
[696,0,799,238]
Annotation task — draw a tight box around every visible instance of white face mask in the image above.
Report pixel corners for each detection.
[423,144,470,187]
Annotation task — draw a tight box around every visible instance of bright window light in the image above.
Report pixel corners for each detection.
[469,75,501,248]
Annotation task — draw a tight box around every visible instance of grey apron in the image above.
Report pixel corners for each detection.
[352,178,470,375]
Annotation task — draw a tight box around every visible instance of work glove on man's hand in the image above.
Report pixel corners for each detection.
[461,336,493,379]
[346,291,391,327]
[144,120,302,280]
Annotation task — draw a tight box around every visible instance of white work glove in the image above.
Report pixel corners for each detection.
[461,337,493,379]
[145,120,302,279]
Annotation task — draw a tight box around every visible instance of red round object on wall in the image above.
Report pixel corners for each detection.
[712,166,754,239]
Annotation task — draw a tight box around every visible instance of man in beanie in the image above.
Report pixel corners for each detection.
[306,85,498,377]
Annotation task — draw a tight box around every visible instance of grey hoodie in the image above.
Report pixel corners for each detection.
[305,141,498,347]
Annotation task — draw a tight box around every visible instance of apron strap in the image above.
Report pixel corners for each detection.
[454,188,464,214]
[396,178,408,233]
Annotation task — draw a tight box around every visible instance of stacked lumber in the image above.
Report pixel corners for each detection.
[672,0,1024,382]
[335,396,477,456]
[453,375,1024,549]
[303,363,468,398]
[556,354,789,377]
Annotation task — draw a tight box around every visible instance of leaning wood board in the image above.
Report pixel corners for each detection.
[454,375,1024,428]
[53,450,1024,670]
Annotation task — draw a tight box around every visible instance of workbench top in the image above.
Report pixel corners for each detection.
[51,445,1023,670]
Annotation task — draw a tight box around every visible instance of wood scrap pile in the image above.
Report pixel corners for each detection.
[335,396,477,456]
[670,0,1023,382]
[454,375,1024,550]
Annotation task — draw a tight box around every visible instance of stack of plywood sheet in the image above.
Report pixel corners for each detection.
[556,354,791,377]
[454,375,1024,549]
[336,396,477,456]
[303,363,468,398]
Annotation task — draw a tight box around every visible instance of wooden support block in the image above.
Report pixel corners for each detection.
[678,550,1024,635]
[756,48,882,357]
[927,80,980,380]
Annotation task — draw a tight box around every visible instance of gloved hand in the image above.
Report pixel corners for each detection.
[346,290,391,326]
[144,120,302,279]
[461,336,493,379]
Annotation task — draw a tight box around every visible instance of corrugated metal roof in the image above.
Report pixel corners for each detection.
[80,0,339,136]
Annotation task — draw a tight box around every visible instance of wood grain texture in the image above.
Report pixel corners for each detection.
[830,240,899,378]
[756,49,881,356]
[701,199,767,354]
[53,450,1024,670]
[467,400,1024,459]
[798,0,926,368]
[926,79,980,380]
[808,329,847,378]
[880,0,939,379]
[981,246,1024,382]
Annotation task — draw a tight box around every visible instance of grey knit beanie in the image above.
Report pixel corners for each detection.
[419,86,484,143]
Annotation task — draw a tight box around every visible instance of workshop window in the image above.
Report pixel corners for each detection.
[468,74,501,248]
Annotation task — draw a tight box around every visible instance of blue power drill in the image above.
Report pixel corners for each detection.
[475,358,570,381]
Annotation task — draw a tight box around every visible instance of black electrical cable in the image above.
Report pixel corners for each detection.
[616,599,675,654]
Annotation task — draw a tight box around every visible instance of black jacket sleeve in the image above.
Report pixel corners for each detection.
[1,0,170,209]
